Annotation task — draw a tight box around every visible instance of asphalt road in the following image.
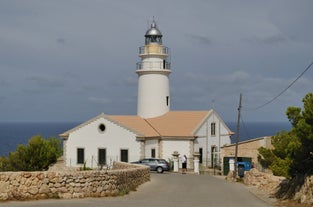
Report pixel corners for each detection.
[3,173,273,207]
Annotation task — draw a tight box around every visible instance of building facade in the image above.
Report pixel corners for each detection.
[220,136,272,173]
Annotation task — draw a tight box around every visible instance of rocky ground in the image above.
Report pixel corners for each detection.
[243,168,312,207]
[243,168,284,196]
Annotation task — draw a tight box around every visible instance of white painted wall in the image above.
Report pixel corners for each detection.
[161,139,191,160]
[145,139,159,158]
[194,112,231,167]
[142,57,165,69]
[64,117,141,168]
[137,72,170,118]
[194,123,209,166]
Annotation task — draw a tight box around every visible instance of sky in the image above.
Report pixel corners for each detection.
[0,0,313,123]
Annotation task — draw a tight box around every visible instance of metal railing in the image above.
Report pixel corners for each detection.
[136,61,171,70]
[139,46,169,55]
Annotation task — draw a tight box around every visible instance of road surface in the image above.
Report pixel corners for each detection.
[3,173,273,207]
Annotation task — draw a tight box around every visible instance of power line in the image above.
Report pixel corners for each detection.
[244,61,313,110]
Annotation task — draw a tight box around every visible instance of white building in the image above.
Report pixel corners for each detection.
[60,20,233,169]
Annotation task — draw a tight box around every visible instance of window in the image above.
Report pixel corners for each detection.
[120,149,128,162]
[141,159,149,164]
[158,159,166,164]
[199,148,203,164]
[166,96,169,106]
[98,148,106,165]
[211,122,216,136]
[211,146,218,168]
[77,148,85,164]
[151,148,156,158]
[98,123,106,132]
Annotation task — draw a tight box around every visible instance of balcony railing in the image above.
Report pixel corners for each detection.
[136,61,171,70]
[139,46,169,55]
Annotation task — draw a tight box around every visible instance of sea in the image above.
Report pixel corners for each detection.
[0,122,292,157]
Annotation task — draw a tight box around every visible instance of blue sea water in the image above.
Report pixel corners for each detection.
[0,122,291,157]
[0,122,79,157]
[227,122,291,143]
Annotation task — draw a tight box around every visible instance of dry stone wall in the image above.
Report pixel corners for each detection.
[244,169,313,205]
[243,168,285,195]
[0,162,150,201]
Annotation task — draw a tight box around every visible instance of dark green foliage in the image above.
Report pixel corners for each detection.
[258,131,298,178]
[258,93,313,178]
[0,135,62,171]
[258,147,274,169]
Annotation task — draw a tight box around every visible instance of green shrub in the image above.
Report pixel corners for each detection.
[0,135,62,171]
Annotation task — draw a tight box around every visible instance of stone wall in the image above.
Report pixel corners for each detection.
[0,162,150,201]
[243,168,284,195]
[244,169,313,205]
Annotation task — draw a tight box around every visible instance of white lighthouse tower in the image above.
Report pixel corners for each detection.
[136,20,171,118]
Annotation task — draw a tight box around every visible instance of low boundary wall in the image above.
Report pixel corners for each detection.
[0,162,150,201]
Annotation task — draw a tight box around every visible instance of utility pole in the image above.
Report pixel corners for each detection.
[233,93,242,180]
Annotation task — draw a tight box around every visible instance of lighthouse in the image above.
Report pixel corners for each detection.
[61,19,233,170]
[136,20,171,118]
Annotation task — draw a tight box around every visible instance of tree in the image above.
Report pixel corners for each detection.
[258,93,313,178]
[0,135,62,171]
[258,131,299,178]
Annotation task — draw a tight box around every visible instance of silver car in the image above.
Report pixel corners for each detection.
[132,158,170,173]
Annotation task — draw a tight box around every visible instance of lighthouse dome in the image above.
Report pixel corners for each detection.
[145,20,162,44]
[145,21,162,36]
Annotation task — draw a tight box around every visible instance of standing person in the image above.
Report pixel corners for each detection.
[181,155,187,174]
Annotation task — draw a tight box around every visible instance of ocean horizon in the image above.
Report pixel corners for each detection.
[0,121,292,157]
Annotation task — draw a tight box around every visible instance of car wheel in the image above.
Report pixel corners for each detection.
[156,167,163,173]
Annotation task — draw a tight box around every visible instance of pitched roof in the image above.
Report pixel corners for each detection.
[108,115,159,137]
[60,110,233,139]
[145,111,211,137]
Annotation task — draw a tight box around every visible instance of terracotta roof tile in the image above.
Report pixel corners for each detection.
[109,115,159,137]
[146,111,211,137]
[110,111,212,137]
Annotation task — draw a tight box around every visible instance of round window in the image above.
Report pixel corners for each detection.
[98,123,106,132]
